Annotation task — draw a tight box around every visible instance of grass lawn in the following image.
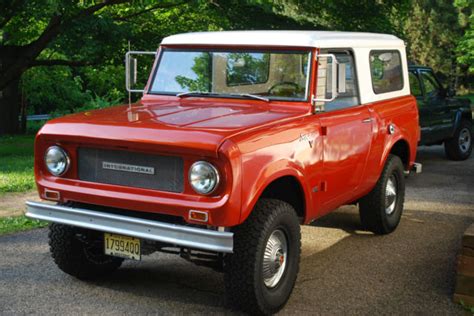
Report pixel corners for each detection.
[0,135,35,194]
[0,135,47,235]
[0,215,47,235]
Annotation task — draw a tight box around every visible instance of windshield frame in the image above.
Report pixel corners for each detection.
[147,47,314,102]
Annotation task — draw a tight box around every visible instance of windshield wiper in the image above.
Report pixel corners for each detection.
[176,91,269,102]
[228,93,269,102]
[176,91,216,98]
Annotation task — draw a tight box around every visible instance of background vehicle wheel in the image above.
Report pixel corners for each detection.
[224,199,301,315]
[49,223,123,280]
[359,154,405,235]
[445,120,472,161]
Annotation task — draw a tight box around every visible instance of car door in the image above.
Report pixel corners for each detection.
[409,69,432,144]
[418,69,452,142]
[315,51,373,214]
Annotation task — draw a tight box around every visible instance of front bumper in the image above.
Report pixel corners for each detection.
[25,201,233,253]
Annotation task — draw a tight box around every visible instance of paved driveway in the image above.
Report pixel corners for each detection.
[0,146,473,315]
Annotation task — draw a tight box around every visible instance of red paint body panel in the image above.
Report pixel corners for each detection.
[34,46,419,228]
[35,98,309,227]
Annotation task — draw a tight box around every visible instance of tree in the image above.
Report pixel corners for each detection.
[0,0,187,135]
[454,0,473,91]
[400,0,462,88]
[273,0,411,33]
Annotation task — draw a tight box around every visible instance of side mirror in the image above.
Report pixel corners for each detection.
[125,51,157,93]
[128,57,138,86]
[312,54,346,107]
[313,54,337,104]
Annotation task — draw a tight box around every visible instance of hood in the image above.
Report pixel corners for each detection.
[39,99,309,156]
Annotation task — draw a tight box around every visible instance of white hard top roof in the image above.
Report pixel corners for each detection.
[161,31,405,48]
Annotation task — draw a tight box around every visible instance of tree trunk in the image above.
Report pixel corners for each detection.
[0,47,23,135]
[0,79,21,135]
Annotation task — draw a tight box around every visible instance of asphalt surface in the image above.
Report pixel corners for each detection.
[0,145,473,315]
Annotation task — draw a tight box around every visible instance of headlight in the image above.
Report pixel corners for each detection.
[45,146,70,176]
[189,161,219,195]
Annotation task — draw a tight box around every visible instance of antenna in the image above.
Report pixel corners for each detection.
[128,41,132,109]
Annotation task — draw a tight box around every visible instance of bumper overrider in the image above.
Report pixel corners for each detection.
[25,201,233,253]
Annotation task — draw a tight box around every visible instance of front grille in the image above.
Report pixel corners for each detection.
[78,147,184,193]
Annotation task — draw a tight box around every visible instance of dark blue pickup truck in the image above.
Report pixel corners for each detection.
[409,65,472,160]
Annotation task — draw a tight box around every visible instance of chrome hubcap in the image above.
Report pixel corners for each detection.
[262,229,288,288]
[385,175,397,215]
[458,128,471,153]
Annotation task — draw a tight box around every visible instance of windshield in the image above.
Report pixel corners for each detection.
[150,49,312,101]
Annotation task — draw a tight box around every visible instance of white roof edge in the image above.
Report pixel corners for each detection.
[161,31,405,49]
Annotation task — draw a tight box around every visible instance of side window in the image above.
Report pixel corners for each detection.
[409,72,422,97]
[419,71,440,97]
[316,52,359,111]
[369,50,403,94]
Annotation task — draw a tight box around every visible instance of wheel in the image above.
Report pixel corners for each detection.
[359,154,405,235]
[49,223,123,280]
[444,120,472,161]
[224,199,301,315]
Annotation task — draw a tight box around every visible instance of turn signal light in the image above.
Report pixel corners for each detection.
[44,189,60,201]
[189,210,209,223]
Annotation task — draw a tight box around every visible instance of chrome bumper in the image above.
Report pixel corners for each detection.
[25,201,233,253]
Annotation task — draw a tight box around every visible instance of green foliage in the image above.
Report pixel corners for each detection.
[22,66,90,115]
[459,299,474,313]
[0,135,35,193]
[74,94,122,113]
[51,94,121,118]
[400,0,472,90]
[2,0,472,123]
[401,1,461,74]
[454,0,474,73]
[274,0,410,33]
[0,216,48,235]
[459,93,474,104]
[26,120,45,135]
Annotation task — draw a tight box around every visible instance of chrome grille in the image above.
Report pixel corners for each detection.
[78,148,184,193]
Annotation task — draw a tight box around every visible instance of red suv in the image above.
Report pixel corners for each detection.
[27,31,421,314]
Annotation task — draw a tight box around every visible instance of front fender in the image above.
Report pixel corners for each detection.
[450,110,463,138]
[239,159,311,224]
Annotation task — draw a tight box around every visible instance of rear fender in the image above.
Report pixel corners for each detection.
[380,132,411,173]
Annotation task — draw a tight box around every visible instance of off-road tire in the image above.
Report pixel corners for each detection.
[444,120,472,161]
[49,223,123,280]
[224,198,301,315]
[359,154,405,235]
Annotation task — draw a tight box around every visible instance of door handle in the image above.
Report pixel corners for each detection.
[362,118,372,123]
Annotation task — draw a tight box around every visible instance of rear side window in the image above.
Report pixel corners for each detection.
[370,50,403,94]
[419,71,440,96]
[409,72,422,97]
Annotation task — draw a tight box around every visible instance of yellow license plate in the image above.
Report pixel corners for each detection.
[104,233,141,260]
